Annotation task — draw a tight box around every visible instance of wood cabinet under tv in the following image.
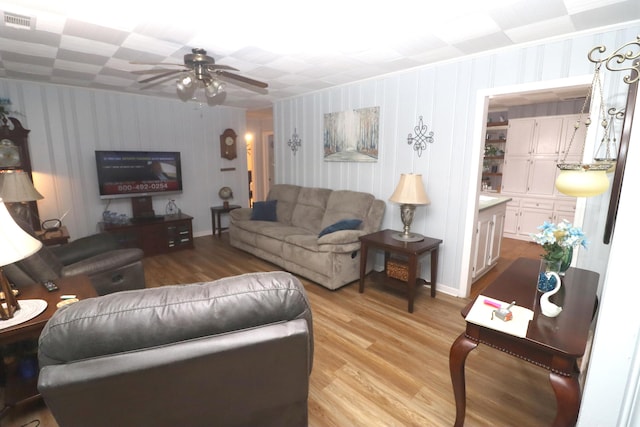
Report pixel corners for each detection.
[99,213,194,256]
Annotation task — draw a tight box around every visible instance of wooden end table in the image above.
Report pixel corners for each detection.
[34,226,70,246]
[449,258,599,427]
[358,229,443,313]
[0,275,97,417]
[210,205,241,237]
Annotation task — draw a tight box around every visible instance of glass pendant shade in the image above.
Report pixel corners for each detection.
[555,168,609,197]
[176,75,193,92]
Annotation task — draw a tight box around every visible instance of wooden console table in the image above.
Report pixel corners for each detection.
[359,229,442,313]
[449,257,599,427]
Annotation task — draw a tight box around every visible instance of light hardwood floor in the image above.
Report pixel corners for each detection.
[6,235,551,427]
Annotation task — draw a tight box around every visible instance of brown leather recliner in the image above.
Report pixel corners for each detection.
[37,271,314,427]
[4,230,145,295]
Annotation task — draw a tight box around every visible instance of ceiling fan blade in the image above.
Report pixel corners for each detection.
[206,64,239,72]
[131,68,185,75]
[140,73,181,90]
[216,71,268,88]
[130,62,186,67]
[139,70,183,84]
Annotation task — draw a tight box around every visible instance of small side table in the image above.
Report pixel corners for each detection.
[0,275,96,417]
[359,229,443,313]
[210,205,241,237]
[34,226,70,246]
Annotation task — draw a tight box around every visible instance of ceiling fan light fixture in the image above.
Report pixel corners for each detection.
[176,74,195,93]
[205,79,224,98]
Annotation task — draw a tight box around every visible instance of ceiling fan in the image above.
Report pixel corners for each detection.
[132,48,268,99]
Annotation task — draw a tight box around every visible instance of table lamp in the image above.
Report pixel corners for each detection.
[0,170,44,229]
[0,199,43,319]
[389,173,430,242]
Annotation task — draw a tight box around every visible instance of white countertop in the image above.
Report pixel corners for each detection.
[478,193,512,211]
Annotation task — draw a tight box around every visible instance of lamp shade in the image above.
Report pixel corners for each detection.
[0,200,42,267]
[555,169,609,197]
[389,174,430,205]
[0,171,44,202]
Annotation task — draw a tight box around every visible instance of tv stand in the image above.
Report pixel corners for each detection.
[99,213,194,256]
[130,215,165,223]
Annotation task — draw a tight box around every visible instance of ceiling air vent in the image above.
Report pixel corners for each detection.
[3,12,34,30]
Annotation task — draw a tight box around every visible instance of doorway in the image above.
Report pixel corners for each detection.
[246,109,274,204]
[459,76,593,298]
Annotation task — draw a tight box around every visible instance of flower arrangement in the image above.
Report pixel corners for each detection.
[530,219,588,263]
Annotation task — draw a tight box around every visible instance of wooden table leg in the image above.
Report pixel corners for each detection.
[216,212,222,236]
[211,208,216,237]
[449,333,478,427]
[549,372,581,427]
[429,248,438,297]
[407,254,418,313]
[358,242,369,293]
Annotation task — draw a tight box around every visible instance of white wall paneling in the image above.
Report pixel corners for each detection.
[0,79,247,239]
[274,23,640,298]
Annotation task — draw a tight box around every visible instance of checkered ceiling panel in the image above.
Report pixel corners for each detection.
[0,1,638,109]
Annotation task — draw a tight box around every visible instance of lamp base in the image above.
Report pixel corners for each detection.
[391,231,425,243]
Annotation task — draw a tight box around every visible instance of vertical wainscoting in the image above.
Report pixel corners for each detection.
[273,23,640,297]
[0,79,247,239]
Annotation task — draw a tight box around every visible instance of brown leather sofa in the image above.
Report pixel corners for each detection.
[4,230,145,295]
[37,271,314,427]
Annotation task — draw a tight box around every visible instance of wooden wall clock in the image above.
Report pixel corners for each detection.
[220,128,237,160]
[0,116,40,230]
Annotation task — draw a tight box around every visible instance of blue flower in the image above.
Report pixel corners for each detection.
[530,220,588,262]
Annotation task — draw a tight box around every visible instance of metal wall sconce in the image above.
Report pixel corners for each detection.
[407,116,435,157]
[288,128,302,155]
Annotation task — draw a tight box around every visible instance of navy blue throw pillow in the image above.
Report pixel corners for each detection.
[251,200,278,221]
[318,219,362,237]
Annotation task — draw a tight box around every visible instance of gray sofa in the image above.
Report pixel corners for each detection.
[38,271,313,427]
[5,230,145,296]
[229,184,385,290]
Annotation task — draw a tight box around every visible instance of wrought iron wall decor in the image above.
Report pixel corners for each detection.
[586,35,639,244]
[407,116,435,157]
[288,128,302,155]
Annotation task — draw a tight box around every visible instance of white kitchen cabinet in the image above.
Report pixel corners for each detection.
[504,201,519,235]
[472,198,509,282]
[488,211,505,266]
[501,157,530,194]
[527,157,560,195]
[500,114,579,241]
[472,213,493,280]
[532,117,564,155]
[505,119,535,156]
[560,115,587,158]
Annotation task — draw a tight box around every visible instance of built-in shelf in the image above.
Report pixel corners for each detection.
[487,121,508,128]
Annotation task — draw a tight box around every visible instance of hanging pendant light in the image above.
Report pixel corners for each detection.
[555,62,614,197]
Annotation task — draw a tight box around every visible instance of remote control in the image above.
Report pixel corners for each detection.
[42,280,59,292]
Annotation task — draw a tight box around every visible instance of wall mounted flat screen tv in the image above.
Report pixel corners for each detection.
[95,150,183,199]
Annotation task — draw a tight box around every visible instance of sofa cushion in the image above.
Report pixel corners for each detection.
[318,219,362,237]
[320,190,375,229]
[290,187,332,234]
[267,184,301,225]
[251,200,278,221]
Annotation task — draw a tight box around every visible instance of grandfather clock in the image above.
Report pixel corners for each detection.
[0,116,40,230]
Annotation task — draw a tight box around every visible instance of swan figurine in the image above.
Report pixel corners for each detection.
[540,271,563,317]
